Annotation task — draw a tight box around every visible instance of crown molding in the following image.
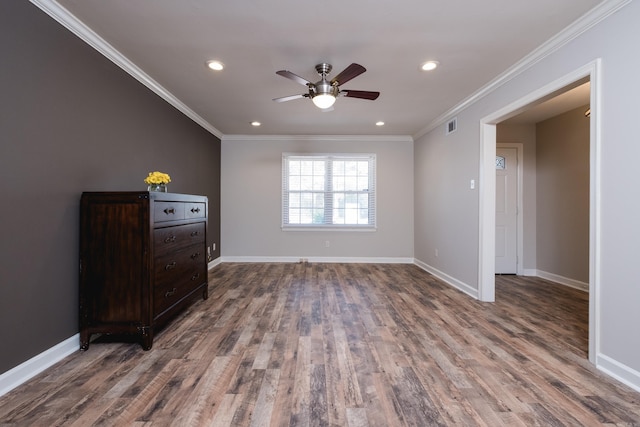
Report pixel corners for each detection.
[30,0,224,139]
[413,0,632,140]
[222,134,414,143]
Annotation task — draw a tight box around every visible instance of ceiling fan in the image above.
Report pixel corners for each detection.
[273,63,380,109]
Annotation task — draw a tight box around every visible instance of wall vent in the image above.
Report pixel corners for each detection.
[446,117,458,135]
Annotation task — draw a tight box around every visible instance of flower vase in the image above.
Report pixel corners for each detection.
[148,183,167,192]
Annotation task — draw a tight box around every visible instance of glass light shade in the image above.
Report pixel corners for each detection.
[312,94,336,109]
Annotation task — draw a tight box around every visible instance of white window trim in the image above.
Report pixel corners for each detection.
[282,153,377,231]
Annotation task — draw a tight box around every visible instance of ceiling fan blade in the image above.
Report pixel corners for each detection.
[342,90,380,100]
[276,70,313,87]
[330,63,366,86]
[273,94,308,102]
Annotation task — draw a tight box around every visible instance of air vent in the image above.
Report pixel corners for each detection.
[446,117,457,135]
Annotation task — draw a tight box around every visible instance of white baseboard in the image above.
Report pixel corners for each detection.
[534,269,589,292]
[219,256,414,264]
[413,259,479,299]
[597,353,640,393]
[207,257,223,269]
[0,334,79,397]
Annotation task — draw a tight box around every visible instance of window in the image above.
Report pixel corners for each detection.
[282,154,376,230]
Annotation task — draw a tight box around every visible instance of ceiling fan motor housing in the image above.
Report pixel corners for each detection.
[311,80,339,98]
[311,63,338,98]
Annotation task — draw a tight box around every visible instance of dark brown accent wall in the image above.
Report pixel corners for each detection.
[0,2,221,374]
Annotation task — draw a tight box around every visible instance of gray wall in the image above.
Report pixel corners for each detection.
[221,136,414,260]
[415,2,640,375]
[536,105,590,282]
[414,117,480,286]
[0,2,221,375]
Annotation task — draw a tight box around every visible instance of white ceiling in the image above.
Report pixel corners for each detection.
[54,0,602,137]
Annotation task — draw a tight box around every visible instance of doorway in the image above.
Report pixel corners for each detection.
[478,61,600,363]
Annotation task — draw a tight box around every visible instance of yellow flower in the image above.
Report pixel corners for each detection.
[144,171,171,185]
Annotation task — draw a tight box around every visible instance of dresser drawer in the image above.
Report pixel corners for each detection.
[154,201,185,223]
[154,223,205,256]
[154,262,206,315]
[154,280,192,316]
[154,245,204,281]
[185,202,206,219]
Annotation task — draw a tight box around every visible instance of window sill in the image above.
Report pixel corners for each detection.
[282,226,376,232]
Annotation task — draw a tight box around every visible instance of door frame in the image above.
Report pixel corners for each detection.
[496,143,524,276]
[478,60,600,363]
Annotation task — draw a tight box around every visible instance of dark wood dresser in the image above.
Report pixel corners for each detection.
[79,192,208,350]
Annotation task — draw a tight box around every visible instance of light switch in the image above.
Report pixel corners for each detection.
[470,179,475,189]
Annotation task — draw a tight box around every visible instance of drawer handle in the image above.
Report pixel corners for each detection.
[191,252,200,260]
[190,231,199,237]
[191,207,201,213]
[163,208,175,215]
[165,261,177,270]
[164,235,176,243]
[165,287,177,297]
[191,273,200,281]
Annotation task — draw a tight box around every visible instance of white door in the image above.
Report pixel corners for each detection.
[495,147,518,274]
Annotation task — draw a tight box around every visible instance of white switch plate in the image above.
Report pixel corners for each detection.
[470,179,475,189]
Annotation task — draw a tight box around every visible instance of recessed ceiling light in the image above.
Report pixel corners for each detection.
[251,121,261,127]
[206,60,224,71]
[420,61,439,71]
[376,121,385,126]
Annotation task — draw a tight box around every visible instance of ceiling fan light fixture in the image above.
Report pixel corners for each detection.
[312,94,336,109]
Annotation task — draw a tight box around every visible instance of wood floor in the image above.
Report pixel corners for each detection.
[1,263,640,426]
